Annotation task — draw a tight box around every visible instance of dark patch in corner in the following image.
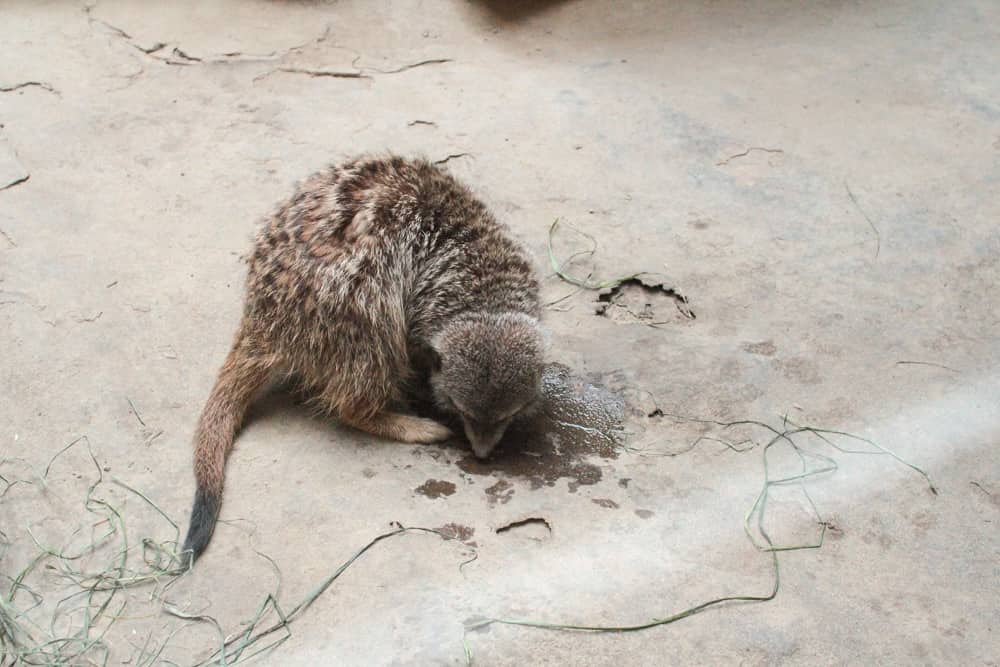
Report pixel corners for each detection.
[415,479,456,499]
[457,363,625,493]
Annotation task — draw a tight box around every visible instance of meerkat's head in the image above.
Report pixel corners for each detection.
[430,312,545,459]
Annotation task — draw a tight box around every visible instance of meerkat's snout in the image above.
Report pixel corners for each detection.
[463,419,509,459]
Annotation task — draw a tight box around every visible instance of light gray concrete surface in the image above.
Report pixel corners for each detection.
[2,1,998,665]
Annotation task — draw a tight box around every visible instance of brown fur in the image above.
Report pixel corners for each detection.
[182,154,543,562]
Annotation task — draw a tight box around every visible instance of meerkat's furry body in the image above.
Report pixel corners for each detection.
[183,155,544,562]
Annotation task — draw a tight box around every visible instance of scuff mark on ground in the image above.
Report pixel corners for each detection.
[72,311,103,323]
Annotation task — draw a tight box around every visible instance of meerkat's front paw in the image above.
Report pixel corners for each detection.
[398,416,454,443]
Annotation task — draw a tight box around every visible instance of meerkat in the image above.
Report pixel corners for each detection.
[182,155,545,563]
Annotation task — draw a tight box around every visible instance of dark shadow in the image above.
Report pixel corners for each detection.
[474,0,579,23]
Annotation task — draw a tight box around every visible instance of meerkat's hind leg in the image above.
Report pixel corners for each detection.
[342,411,454,444]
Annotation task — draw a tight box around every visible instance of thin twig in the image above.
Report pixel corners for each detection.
[126,397,147,427]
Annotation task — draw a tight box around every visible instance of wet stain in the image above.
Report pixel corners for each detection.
[415,479,456,499]
[592,498,619,509]
[742,340,776,356]
[436,522,476,544]
[485,479,514,505]
[457,363,625,493]
[634,509,654,519]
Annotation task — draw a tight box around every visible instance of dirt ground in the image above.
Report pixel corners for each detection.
[2,1,998,665]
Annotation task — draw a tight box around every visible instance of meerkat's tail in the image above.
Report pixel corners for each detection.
[182,335,273,566]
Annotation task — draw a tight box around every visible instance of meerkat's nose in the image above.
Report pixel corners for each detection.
[465,423,504,460]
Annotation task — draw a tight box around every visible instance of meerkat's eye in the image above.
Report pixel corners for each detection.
[497,403,528,422]
[448,397,473,419]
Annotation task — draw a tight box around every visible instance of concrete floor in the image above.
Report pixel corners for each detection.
[2,1,998,665]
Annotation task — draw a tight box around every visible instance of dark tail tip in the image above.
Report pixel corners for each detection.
[182,487,221,568]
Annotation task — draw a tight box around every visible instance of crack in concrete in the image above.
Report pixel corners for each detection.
[845,181,881,259]
[0,81,60,96]
[358,57,452,74]
[715,146,784,166]
[895,360,960,373]
[85,5,333,68]
[0,174,29,193]
[594,276,695,322]
[433,153,472,165]
[259,67,371,82]
[970,481,994,499]
[495,517,551,534]
[257,57,451,83]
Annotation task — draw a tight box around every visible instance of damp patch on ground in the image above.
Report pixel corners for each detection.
[414,478,457,499]
[435,522,476,544]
